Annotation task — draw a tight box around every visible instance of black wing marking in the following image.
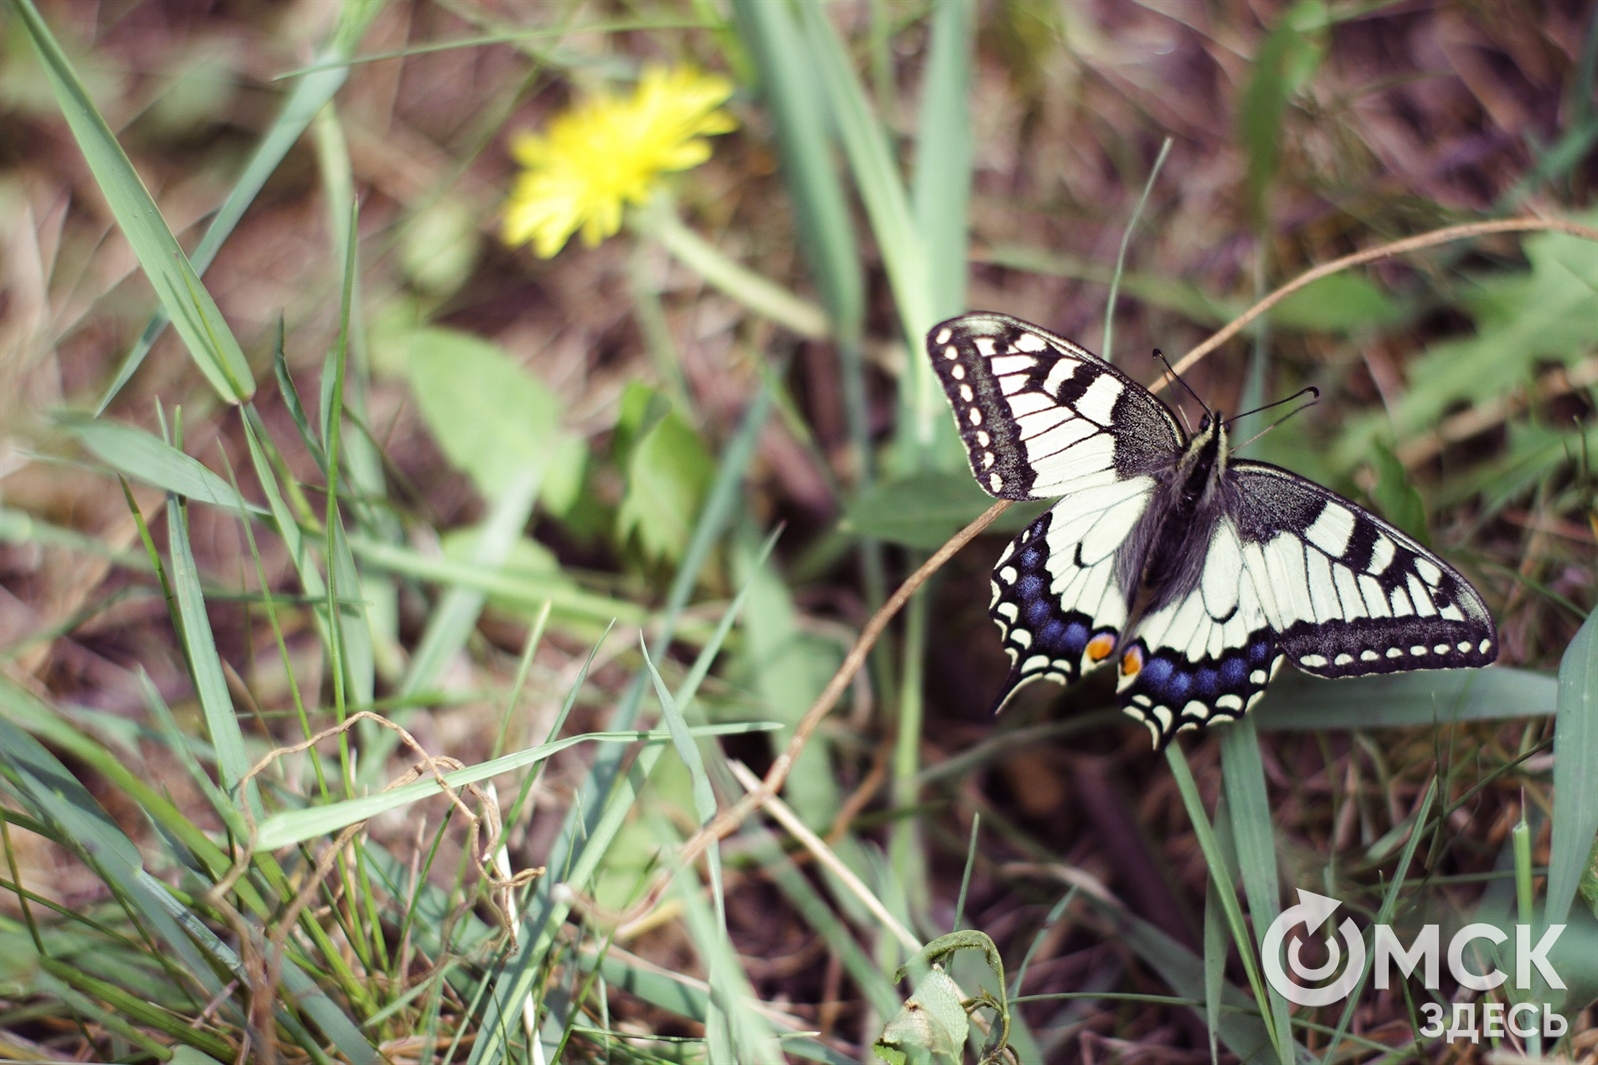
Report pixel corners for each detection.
[1227,461,1497,676]
[989,475,1158,708]
[1115,517,1284,748]
[927,313,1183,500]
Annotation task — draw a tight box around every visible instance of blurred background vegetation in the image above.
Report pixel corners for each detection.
[1,1,1597,1062]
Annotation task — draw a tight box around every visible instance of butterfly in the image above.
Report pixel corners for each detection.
[928,312,1498,748]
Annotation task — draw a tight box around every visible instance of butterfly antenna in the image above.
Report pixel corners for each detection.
[1227,385,1321,425]
[1229,386,1322,451]
[1153,348,1207,432]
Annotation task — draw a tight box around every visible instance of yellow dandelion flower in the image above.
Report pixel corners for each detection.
[503,66,738,258]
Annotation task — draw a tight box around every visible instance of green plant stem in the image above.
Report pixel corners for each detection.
[635,197,829,338]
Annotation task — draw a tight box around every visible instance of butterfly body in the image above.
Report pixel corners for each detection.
[928,312,1497,747]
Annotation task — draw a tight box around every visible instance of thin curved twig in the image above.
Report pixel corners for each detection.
[1167,216,1598,380]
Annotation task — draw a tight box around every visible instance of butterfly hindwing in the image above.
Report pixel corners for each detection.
[1227,462,1497,676]
[927,314,1182,500]
[990,480,1154,706]
[1115,518,1284,746]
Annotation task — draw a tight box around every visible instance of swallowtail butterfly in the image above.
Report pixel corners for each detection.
[928,312,1497,748]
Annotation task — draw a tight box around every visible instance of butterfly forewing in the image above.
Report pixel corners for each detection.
[1227,462,1497,676]
[927,314,1182,499]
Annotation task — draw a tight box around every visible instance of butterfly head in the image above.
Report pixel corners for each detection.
[1193,409,1228,451]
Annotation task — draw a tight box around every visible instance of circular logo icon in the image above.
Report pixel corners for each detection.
[1262,890,1366,1006]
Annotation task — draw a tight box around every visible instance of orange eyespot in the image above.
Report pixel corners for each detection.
[1086,633,1116,662]
[1120,646,1143,677]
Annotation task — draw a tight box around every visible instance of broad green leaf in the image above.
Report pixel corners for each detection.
[15,0,253,403]
[1366,442,1430,544]
[844,471,1047,548]
[394,326,582,509]
[1548,610,1598,934]
[1376,218,1598,447]
[1268,272,1405,332]
[399,198,482,297]
[874,967,966,1065]
[1238,0,1328,225]
[616,387,714,564]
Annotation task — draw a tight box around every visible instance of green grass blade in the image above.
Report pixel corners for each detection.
[64,418,267,515]
[644,645,720,831]
[344,533,647,626]
[1167,744,1287,1063]
[1254,667,1555,729]
[638,520,785,1048]
[392,464,540,702]
[1102,136,1173,362]
[166,495,258,816]
[643,201,829,338]
[397,479,539,691]
[797,0,932,350]
[663,825,782,1061]
[1219,718,1294,1057]
[1548,610,1598,931]
[312,103,402,686]
[15,0,253,403]
[94,5,380,413]
[749,825,903,1015]
[1107,904,1280,1063]
[469,389,775,1065]
[1322,778,1438,1063]
[0,712,226,999]
[255,723,773,850]
[1203,815,1230,1065]
[911,0,972,322]
[730,0,864,337]
[729,0,886,621]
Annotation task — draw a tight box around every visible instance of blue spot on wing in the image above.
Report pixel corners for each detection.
[1117,625,1282,749]
[987,509,1122,712]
